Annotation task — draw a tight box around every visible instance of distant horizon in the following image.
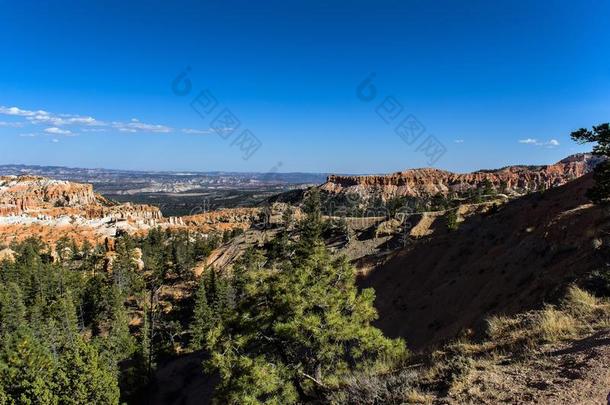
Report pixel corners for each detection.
[0,150,594,177]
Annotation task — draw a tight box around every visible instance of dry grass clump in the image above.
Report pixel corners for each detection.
[327,286,610,403]
[486,313,529,343]
[561,285,608,319]
[484,286,610,349]
[327,369,432,404]
[534,307,578,342]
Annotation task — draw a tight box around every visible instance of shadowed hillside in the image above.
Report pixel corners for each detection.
[360,173,609,350]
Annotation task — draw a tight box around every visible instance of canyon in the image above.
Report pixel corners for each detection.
[0,175,258,246]
[0,153,600,248]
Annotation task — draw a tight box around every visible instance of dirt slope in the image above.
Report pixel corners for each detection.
[446,329,610,404]
[359,174,609,350]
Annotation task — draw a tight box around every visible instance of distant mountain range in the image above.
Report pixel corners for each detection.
[0,164,331,186]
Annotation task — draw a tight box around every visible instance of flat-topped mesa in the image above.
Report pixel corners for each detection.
[0,176,99,214]
[321,153,601,199]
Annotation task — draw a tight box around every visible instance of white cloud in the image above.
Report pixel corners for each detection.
[518,138,560,148]
[0,105,173,134]
[0,106,48,117]
[113,119,172,133]
[454,139,464,144]
[51,138,60,143]
[0,121,24,128]
[44,127,72,135]
[182,128,213,135]
[19,133,37,137]
[29,113,102,126]
[81,128,107,133]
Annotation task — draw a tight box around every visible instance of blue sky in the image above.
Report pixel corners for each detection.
[0,0,608,174]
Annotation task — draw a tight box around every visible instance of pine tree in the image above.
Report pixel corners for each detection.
[54,337,120,405]
[0,328,58,405]
[206,246,406,403]
[189,275,213,350]
[297,187,324,254]
[446,208,459,231]
[0,282,26,336]
[96,285,135,366]
[282,205,294,230]
[571,123,610,203]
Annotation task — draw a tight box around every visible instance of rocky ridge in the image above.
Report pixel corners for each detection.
[0,176,255,246]
[321,153,602,200]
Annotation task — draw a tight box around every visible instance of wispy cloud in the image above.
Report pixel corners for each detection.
[29,113,102,127]
[454,139,464,144]
[182,128,214,135]
[518,138,560,148]
[81,128,107,133]
[44,127,73,135]
[113,119,172,133]
[0,105,174,134]
[0,106,48,117]
[0,121,24,128]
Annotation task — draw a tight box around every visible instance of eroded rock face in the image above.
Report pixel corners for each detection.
[182,207,262,232]
[0,176,99,215]
[321,153,601,200]
[0,176,169,246]
[0,176,269,246]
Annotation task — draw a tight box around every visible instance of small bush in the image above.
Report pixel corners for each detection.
[534,307,577,343]
[327,369,423,404]
[486,315,523,342]
[433,354,474,394]
[561,286,600,319]
[445,209,459,231]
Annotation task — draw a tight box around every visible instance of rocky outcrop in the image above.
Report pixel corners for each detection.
[182,208,262,232]
[321,153,602,200]
[0,176,99,214]
[0,176,172,246]
[0,175,269,246]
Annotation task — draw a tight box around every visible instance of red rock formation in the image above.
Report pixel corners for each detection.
[182,207,261,231]
[0,176,169,246]
[0,176,261,246]
[0,176,100,216]
[321,153,601,199]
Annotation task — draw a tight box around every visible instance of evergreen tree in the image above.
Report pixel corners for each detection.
[445,208,459,231]
[95,284,135,366]
[481,179,495,196]
[571,123,610,203]
[111,237,142,296]
[0,282,26,336]
[298,187,324,253]
[282,205,294,230]
[206,246,406,403]
[0,328,58,405]
[53,337,120,405]
[189,275,213,350]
